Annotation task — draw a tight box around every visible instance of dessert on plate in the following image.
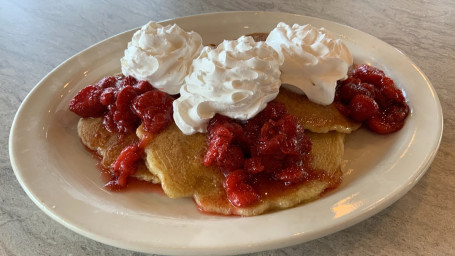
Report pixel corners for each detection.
[69,21,409,216]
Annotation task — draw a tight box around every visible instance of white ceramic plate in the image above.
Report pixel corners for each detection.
[9,12,442,255]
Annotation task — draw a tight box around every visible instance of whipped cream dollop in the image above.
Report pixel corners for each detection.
[173,36,282,135]
[266,22,353,105]
[121,21,203,95]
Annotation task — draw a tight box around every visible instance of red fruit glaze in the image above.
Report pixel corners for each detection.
[274,166,310,183]
[216,146,245,173]
[224,170,260,207]
[203,124,234,167]
[352,64,385,84]
[69,75,175,188]
[244,157,264,174]
[107,143,143,189]
[97,76,117,88]
[100,87,116,106]
[69,85,106,117]
[204,102,316,208]
[107,86,141,133]
[335,64,410,134]
[70,75,175,135]
[349,94,379,122]
[132,90,174,134]
[366,103,410,134]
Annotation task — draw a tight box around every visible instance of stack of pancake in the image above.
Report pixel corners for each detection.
[78,87,360,216]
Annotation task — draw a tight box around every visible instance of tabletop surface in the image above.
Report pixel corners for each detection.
[1,0,454,255]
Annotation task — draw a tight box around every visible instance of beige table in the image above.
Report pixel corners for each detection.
[1,0,454,255]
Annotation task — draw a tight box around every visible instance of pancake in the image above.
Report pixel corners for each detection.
[137,123,219,198]
[195,131,345,216]
[276,88,361,133]
[77,117,159,183]
[137,123,344,216]
[135,89,352,216]
[77,87,354,216]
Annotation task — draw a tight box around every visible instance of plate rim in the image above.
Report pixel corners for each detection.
[9,11,443,255]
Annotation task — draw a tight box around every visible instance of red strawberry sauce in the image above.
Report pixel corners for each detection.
[69,64,409,207]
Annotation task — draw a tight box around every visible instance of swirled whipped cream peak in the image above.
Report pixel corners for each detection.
[120,21,203,95]
[173,36,283,135]
[266,22,353,105]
